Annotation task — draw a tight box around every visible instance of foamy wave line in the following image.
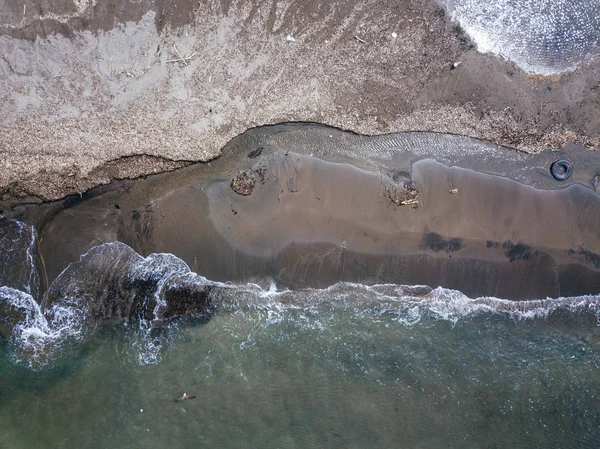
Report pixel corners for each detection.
[212,281,600,327]
[401,286,600,325]
[2,270,600,369]
[0,286,85,369]
[440,0,600,74]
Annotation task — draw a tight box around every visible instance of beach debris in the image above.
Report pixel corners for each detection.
[175,393,196,402]
[252,163,269,184]
[286,177,298,193]
[355,36,367,44]
[385,181,419,208]
[167,45,197,66]
[341,240,348,249]
[451,61,462,70]
[230,170,255,196]
[286,34,296,43]
[550,159,573,181]
[278,189,284,201]
[391,32,398,38]
[449,188,459,194]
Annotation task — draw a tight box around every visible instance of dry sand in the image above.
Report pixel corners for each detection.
[1,0,599,200]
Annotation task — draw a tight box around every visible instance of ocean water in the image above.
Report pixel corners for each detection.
[440,0,600,74]
[1,285,600,448]
[1,218,600,448]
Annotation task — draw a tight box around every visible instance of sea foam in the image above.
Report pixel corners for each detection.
[440,0,599,74]
[1,233,600,369]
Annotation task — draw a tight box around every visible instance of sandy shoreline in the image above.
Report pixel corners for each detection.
[2,123,599,299]
[1,0,599,200]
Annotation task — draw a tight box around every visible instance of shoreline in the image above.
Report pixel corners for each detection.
[3,123,600,300]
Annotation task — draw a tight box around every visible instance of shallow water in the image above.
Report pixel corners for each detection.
[1,284,600,448]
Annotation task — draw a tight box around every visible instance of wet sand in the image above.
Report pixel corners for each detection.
[0,0,599,200]
[4,124,600,300]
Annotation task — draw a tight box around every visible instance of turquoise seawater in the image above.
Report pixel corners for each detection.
[1,286,599,448]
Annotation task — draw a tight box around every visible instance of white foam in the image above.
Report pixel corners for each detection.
[0,286,84,369]
[2,242,600,369]
[0,219,41,298]
[22,222,39,296]
[222,281,600,329]
[129,252,192,321]
[440,0,599,74]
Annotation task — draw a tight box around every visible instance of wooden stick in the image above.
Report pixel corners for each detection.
[173,45,188,66]
[167,49,197,65]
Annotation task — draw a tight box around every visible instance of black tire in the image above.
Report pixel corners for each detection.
[550,160,573,181]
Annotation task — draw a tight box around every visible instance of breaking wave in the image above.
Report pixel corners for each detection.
[217,282,600,335]
[2,271,600,370]
[1,219,600,370]
[0,286,85,369]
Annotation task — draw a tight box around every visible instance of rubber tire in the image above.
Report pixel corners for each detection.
[550,160,573,181]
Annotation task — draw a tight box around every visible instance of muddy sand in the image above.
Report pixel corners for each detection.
[2,123,600,300]
[1,0,599,200]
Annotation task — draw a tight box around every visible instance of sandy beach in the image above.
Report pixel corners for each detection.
[1,0,599,200]
[0,124,596,300]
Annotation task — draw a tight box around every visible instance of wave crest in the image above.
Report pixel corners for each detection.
[1,241,600,370]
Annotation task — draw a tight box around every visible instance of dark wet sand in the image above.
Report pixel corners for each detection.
[4,124,600,300]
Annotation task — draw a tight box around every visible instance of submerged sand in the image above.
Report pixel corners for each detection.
[0,0,599,200]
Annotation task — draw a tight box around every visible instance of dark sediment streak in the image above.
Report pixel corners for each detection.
[3,124,600,301]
